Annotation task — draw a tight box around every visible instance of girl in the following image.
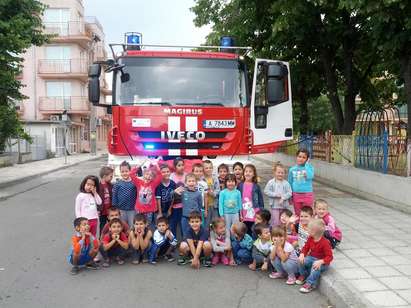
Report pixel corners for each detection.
[210,217,232,266]
[75,175,102,237]
[238,164,264,235]
[129,214,153,264]
[288,149,315,216]
[232,162,244,186]
[314,199,342,248]
[218,174,242,232]
[269,227,299,285]
[279,209,298,244]
[264,163,293,227]
[169,157,186,238]
[112,161,137,228]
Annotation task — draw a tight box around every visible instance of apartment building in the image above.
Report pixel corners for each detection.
[18,0,111,157]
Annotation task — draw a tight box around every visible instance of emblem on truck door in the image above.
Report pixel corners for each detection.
[161,131,206,141]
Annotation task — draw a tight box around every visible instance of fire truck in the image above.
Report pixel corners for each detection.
[88,33,293,167]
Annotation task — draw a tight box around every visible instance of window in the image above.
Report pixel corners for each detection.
[255,64,267,107]
[46,82,72,109]
[46,46,71,72]
[44,9,70,35]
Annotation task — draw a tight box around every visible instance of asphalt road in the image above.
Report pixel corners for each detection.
[0,158,329,308]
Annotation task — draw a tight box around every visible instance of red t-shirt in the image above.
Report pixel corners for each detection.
[100,220,129,239]
[301,236,333,265]
[130,167,161,213]
[98,182,112,216]
[102,232,128,246]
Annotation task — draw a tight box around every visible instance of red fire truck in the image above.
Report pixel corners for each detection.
[88,34,293,167]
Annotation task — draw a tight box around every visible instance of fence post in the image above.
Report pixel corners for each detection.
[351,131,356,166]
[383,130,388,174]
[407,138,411,177]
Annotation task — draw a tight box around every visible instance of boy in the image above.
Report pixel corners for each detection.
[251,209,271,240]
[293,206,313,252]
[297,219,333,293]
[155,164,177,218]
[69,217,100,275]
[248,223,272,271]
[148,217,177,264]
[100,218,129,266]
[192,163,208,225]
[217,163,229,191]
[98,166,114,236]
[176,173,203,238]
[178,211,212,268]
[230,222,253,265]
[100,207,129,238]
[203,160,220,230]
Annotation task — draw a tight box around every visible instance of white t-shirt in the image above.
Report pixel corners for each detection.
[272,241,298,260]
[197,180,209,208]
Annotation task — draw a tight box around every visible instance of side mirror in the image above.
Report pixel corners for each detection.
[266,63,289,106]
[88,64,101,105]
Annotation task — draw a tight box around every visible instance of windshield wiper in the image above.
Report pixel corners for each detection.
[132,102,172,106]
[178,102,224,106]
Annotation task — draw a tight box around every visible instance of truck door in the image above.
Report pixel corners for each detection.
[250,59,293,150]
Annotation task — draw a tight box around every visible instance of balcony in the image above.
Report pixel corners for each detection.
[39,96,90,115]
[43,21,92,48]
[38,59,88,81]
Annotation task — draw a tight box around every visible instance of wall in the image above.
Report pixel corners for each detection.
[255,152,411,213]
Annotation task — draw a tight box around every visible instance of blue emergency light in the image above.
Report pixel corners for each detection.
[144,144,155,150]
[220,36,235,53]
[125,32,142,50]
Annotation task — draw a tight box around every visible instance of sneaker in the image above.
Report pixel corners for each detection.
[70,266,80,275]
[286,275,296,285]
[202,257,212,267]
[86,261,100,270]
[178,256,189,265]
[116,257,125,265]
[149,260,157,265]
[164,254,175,262]
[299,283,314,293]
[131,259,140,265]
[269,272,285,279]
[296,275,305,285]
[102,259,111,268]
[221,255,230,266]
[142,258,149,263]
[211,254,220,265]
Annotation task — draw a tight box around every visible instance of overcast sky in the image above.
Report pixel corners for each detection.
[84,0,211,47]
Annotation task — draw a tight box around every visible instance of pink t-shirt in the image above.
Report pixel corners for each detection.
[241,182,259,222]
[170,173,185,209]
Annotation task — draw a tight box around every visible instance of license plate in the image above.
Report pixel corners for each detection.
[202,119,236,129]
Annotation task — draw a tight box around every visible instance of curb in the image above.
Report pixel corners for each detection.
[0,154,107,189]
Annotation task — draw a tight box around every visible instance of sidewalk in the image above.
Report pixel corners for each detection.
[0,152,107,189]
[253,155,411,307]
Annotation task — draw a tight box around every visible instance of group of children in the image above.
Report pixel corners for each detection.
[69,149,342,293]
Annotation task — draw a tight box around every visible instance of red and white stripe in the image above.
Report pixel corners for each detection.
[167,116,199,156]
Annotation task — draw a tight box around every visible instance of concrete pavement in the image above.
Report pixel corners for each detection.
[252,155,411,308]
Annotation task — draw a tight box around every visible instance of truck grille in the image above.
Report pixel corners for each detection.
[142,142,222,150]
[137,131,227,139]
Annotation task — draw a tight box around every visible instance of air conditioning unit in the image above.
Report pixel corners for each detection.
[96,118,103,126]
[50,115,60,121]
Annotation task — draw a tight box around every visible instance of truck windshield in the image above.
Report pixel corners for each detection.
[115,57,247,107]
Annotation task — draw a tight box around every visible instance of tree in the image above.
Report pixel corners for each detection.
[192,0,384,134]
[0,0,49,153]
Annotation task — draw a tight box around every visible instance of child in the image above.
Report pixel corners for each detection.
[251,209,272,240]
[217,163,229,191]
[192,163,208,225]
[264,163,293,227]
[112,161,137,228]
[75,175,102,237]
[68,217,99,274]
[178,211,212,268]
[130,163,161,228]
[178,173,203,238]
[148,217,177,264]
[100,207,129,239]
[169,157,186,238]
[238,164,264,235]
[249,223,272,271]
[293,206,314,253]
[232,162,244,186]
[314,199,342,248]
[128,214,153,264]
[269,227,299,285]
[218,174,242,232]
[297,219,333,293]
[279,209,298,243]
[288,148,315,216]
[100,218,129,267]
[98,166,114,237]
[230,222,253,265]
[203,160,220,230]
[210,217,231,265]
[155,164,176,219]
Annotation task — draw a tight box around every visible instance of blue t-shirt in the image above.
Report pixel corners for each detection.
[182,189,203,218]
[185,226,208,245]
[112,179,137,211]
[155,180,176,214]
[288,163,314,193]
[218,188,242,216]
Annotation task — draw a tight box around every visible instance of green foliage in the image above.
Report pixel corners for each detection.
[0,0,49,153]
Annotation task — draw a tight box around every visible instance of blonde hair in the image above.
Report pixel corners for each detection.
[314,199,329,209]
[308,218,325,235]
[272,161,285,172]
[185,173,197,182]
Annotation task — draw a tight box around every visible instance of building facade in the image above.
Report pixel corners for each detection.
[18,0,111,157]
